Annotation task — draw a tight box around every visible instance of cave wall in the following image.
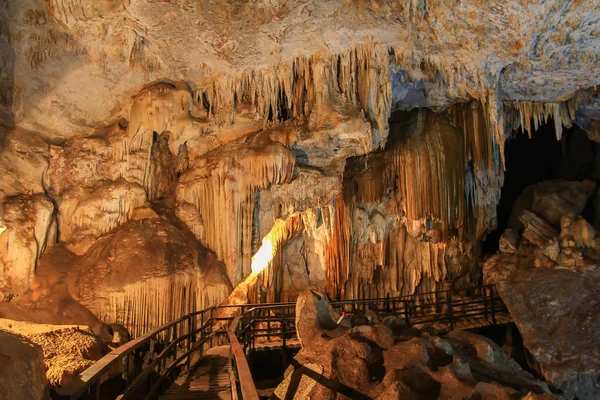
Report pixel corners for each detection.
[0,0,599,334]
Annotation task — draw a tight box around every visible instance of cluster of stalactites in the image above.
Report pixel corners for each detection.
[194,42,392,149]
[176,139,296,285]
[323,194,351,300]
[448,101,504,238]
[506,99,578,141]
[345,224,449,300]
[95,271,228,338]
[352,113,467,239]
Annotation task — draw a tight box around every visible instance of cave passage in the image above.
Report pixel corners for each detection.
[482,120,597,253]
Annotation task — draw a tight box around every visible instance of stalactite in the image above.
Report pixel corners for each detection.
[94,270,228,338]
[176,135,296,286]
[351,113,467,239]
[448,101,504,238]
[329,107,501,301]
[505,99,578,141]
[323,194,350,300]
[194,42,392,149]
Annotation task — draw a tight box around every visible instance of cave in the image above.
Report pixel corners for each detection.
[1,2,600,400]
[483,120,563,253]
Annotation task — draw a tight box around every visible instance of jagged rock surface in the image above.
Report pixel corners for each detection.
[498,268,600,400]
[485,180,600,400]
[277,290,552,399]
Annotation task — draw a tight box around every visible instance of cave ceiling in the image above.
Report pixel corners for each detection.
[1,0,599,139]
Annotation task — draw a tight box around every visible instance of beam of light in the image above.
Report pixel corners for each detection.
[251,236,275,274]
[0,222,6,236]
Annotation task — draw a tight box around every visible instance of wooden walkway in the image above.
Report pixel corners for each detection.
[159,346,232,400]
[416,312,513,333]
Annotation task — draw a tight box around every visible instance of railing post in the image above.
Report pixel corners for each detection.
[186,316,193,370]
[404,300,410,326]
[490,286,497,325]
[122,354,129,385]
[93,380,100,400]
[483,285,489,321]
[209,308,214,348]
[252,309,256,351]
[172,324,178,359]
[281,305,287,351]
[447,290,454,331]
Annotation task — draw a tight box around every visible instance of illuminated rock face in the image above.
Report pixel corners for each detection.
[0,0,599,341]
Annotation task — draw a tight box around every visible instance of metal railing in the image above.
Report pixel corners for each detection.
[56,285,507,400]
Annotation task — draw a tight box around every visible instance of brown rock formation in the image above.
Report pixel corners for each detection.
[0,4,599,396]
[485,180,600,399]
[278,290,552,399]
[0,330,48,400]
[498,268,600,400]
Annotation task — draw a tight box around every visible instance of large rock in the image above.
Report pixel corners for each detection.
[509,180,596,229]
[0,330,48,400]
[0,319,101,387]
[68,213,232,337]
[277,290,552,399]
[497,267,600,400]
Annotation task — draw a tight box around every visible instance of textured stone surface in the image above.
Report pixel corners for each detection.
[0,330,47,400]
[2,1,599,137]
[68,213,232,337]
[278,290,552,399]
[498,268,600,400]
[0,194,55,297]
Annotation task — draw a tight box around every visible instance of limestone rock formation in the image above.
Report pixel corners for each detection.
[497,268,600,400]
[484,179,600,400]
[0,3,600,392]
[277,290,552,399]
[0,319,102,388]
[0,194,55,297]
[62,212,231,337]
[0,330,48,400]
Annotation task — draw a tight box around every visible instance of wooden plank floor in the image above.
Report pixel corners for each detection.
[415,312,512,333]
[159,345,232,400]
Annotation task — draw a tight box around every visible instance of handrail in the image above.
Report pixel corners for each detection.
[227,316,260,400]
[57,306,218,399]
[57,284,507,400]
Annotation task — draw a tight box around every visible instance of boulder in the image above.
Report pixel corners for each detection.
[69,216,232,337]
[497,267,600,400]
[0,330,47,400]
[509,180,596,230]
[520,211,558,247]
[278,290,552,399]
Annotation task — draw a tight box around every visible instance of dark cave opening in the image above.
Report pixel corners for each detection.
[482,121,562,253]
